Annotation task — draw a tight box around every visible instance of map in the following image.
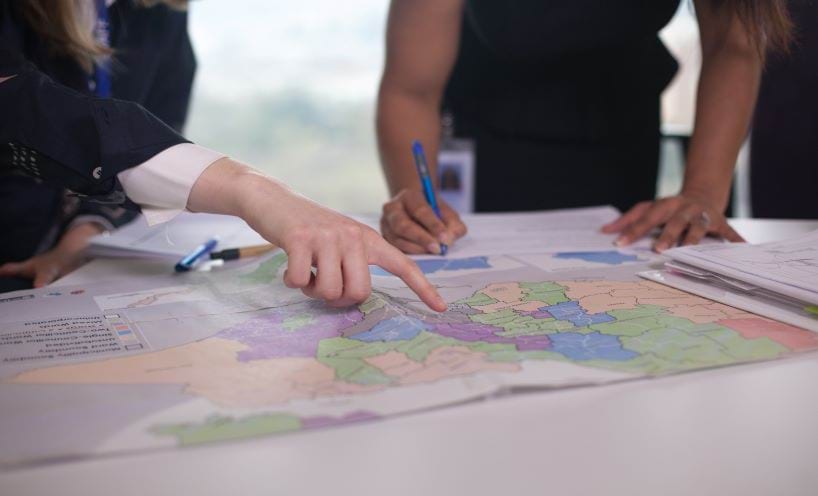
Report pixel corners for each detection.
[2,249,817,468]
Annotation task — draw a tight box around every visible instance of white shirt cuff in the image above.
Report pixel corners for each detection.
[117,144,226,225]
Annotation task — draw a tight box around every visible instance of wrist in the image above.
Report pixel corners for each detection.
[679,185,730,212]
[234,168,295,233]
[56,223,103,253]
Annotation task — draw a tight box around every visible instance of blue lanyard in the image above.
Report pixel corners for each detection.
[91,0,112,98]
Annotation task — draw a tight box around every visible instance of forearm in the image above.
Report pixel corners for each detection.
[377,85,442,195]
[55,223,104,254]
[683,13,762,210]
[186,157,293,235]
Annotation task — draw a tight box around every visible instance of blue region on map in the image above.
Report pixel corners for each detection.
[541,300,615,327]
[370,256,492,276]
[553,250,640,265]
[350,316,425,342]
[549,332,639,361]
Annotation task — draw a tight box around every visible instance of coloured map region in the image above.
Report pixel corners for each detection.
[554,251,641,265]
[371,256,491,276]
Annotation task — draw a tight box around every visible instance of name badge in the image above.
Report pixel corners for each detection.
[437,137,476,214]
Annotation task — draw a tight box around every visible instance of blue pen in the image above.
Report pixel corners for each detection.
[411,140,448,256]
[175,237,219,272]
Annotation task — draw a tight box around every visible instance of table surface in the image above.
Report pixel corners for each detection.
[3,218,818,496]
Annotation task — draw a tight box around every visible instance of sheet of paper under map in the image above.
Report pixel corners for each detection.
[2,242,817,468]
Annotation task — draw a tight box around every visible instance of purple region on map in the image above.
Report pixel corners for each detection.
[302,410,380,429]
[432,322,551,351]
[217,307,364,361]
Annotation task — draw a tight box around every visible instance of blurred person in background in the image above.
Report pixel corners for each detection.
[377,0,791,255]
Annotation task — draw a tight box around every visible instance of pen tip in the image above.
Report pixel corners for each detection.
[440,244,448,256]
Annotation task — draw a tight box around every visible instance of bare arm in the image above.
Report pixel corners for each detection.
[683,0,761,210]
[377,0,463,194]
[604,1,756,249]
[377,0,468,254]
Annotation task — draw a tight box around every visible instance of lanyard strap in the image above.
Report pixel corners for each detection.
[91,0,111,98]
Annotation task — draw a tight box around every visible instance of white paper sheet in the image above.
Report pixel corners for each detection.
[663,230,818,305]
[89,213,267,259]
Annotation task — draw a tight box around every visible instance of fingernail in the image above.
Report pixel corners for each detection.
[614,237,627,247]
[427,243,441,254]
[654,243,667,253]
[439,232,452,245]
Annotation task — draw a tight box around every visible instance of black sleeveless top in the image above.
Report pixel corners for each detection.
[443,0,680,212]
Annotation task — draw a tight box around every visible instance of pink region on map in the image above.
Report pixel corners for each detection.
[719,318,818,351]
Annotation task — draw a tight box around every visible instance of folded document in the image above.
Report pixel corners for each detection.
[640,230,818,332]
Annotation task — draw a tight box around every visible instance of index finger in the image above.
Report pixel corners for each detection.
[720,222,745,243]
[601,201,652,234]
[369,239,447,312]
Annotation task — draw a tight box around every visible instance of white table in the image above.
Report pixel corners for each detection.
[3,219,818,496]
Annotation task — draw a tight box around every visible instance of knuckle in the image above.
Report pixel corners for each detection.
[347,287,371,303]
[382,200,399,214]
[322,287,344,302]
[386,208,408,225]
[285,226,313,246]
[394,219,414,233]
[317,226,340,244]
[339,223,364,241]
[410,206,429,220]
[284,272,307,288]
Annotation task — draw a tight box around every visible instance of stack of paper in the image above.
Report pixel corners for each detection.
[640,230,818,331]
[89,213,267,259]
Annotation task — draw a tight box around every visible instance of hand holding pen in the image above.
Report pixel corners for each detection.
[380,140,467,255]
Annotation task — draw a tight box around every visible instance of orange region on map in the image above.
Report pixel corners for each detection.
[473,282,547,313]
[559,280,760,323]
[7,338,376,408]
[719,318,818,351]
[364,346,518,385]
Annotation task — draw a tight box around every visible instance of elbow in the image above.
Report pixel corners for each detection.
[378,72,443,110]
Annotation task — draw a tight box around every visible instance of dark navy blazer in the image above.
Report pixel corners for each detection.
[0,0,194,266]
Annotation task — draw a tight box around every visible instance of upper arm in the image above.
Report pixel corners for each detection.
[380,0,465,103]
[693,0,756,58]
